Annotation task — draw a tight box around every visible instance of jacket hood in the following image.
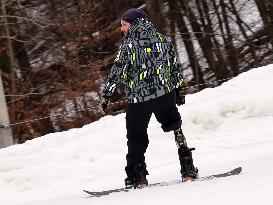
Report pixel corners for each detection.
[126,18,157,41]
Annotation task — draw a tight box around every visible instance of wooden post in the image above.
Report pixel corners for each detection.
[0,71,13,148]
[0,0,15,148]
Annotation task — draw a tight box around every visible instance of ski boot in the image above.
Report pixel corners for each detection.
[178,146,199,181]
[125,164,149,189]
[124,176,135,189]
[175,128,198,181]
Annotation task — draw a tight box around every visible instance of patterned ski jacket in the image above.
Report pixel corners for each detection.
[102,18,184,103]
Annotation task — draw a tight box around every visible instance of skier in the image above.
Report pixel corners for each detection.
[100,8,198,189]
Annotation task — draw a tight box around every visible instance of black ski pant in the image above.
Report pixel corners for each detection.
[125,91,182,172]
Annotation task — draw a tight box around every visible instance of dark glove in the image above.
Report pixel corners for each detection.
[100,97,109,113]
[175,85,185,106]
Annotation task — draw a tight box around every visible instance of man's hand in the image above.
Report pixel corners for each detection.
[100,97,109,113]
[175,85,185,106]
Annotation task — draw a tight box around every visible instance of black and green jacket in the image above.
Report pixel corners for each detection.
[102,18,184,103]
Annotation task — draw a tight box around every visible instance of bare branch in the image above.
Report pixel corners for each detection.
[0,15,48,27]
[0,35,30,42]
[0,0,16,10]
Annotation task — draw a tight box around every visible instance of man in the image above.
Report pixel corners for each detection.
[101,8,198,189]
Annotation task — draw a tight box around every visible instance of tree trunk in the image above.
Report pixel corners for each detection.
[267,0,273,26]
[198,0,229,79]
[179,0,222,82]
[146,0,167,34]
[227,0,257,62]
[221,0,239,76]
[169,0,205,90]
[254,0,273,48]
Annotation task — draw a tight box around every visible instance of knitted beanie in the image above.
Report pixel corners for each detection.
[121,8,147,24]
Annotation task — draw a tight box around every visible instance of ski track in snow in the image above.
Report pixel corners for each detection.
[0,65,273,205]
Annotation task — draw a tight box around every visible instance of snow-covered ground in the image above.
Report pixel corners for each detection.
[1,64,273,205]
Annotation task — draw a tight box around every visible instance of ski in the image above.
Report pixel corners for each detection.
[83,167,242,197]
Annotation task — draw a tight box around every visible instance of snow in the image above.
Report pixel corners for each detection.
[92,32,100,37]
[1,64,273,205]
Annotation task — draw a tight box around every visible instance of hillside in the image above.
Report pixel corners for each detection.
[0,64,273,205]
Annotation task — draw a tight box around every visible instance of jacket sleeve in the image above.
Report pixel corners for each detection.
[169,42,184,88]
[101,43,129,99]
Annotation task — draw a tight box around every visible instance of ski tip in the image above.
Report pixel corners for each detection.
[83,190,99,197]
[83,190,92,195]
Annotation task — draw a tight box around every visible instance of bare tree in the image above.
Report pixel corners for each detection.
[168,0,205,91]
[220,0,239,76]
[1,0,273,143]
[146,0,167,34]
[254,0,273,48]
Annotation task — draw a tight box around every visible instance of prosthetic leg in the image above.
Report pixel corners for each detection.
[174,128,198,181]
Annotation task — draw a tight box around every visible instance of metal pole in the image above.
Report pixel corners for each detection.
[0,71,13,148]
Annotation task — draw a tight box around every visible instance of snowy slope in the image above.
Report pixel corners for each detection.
[1,65,273,205]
